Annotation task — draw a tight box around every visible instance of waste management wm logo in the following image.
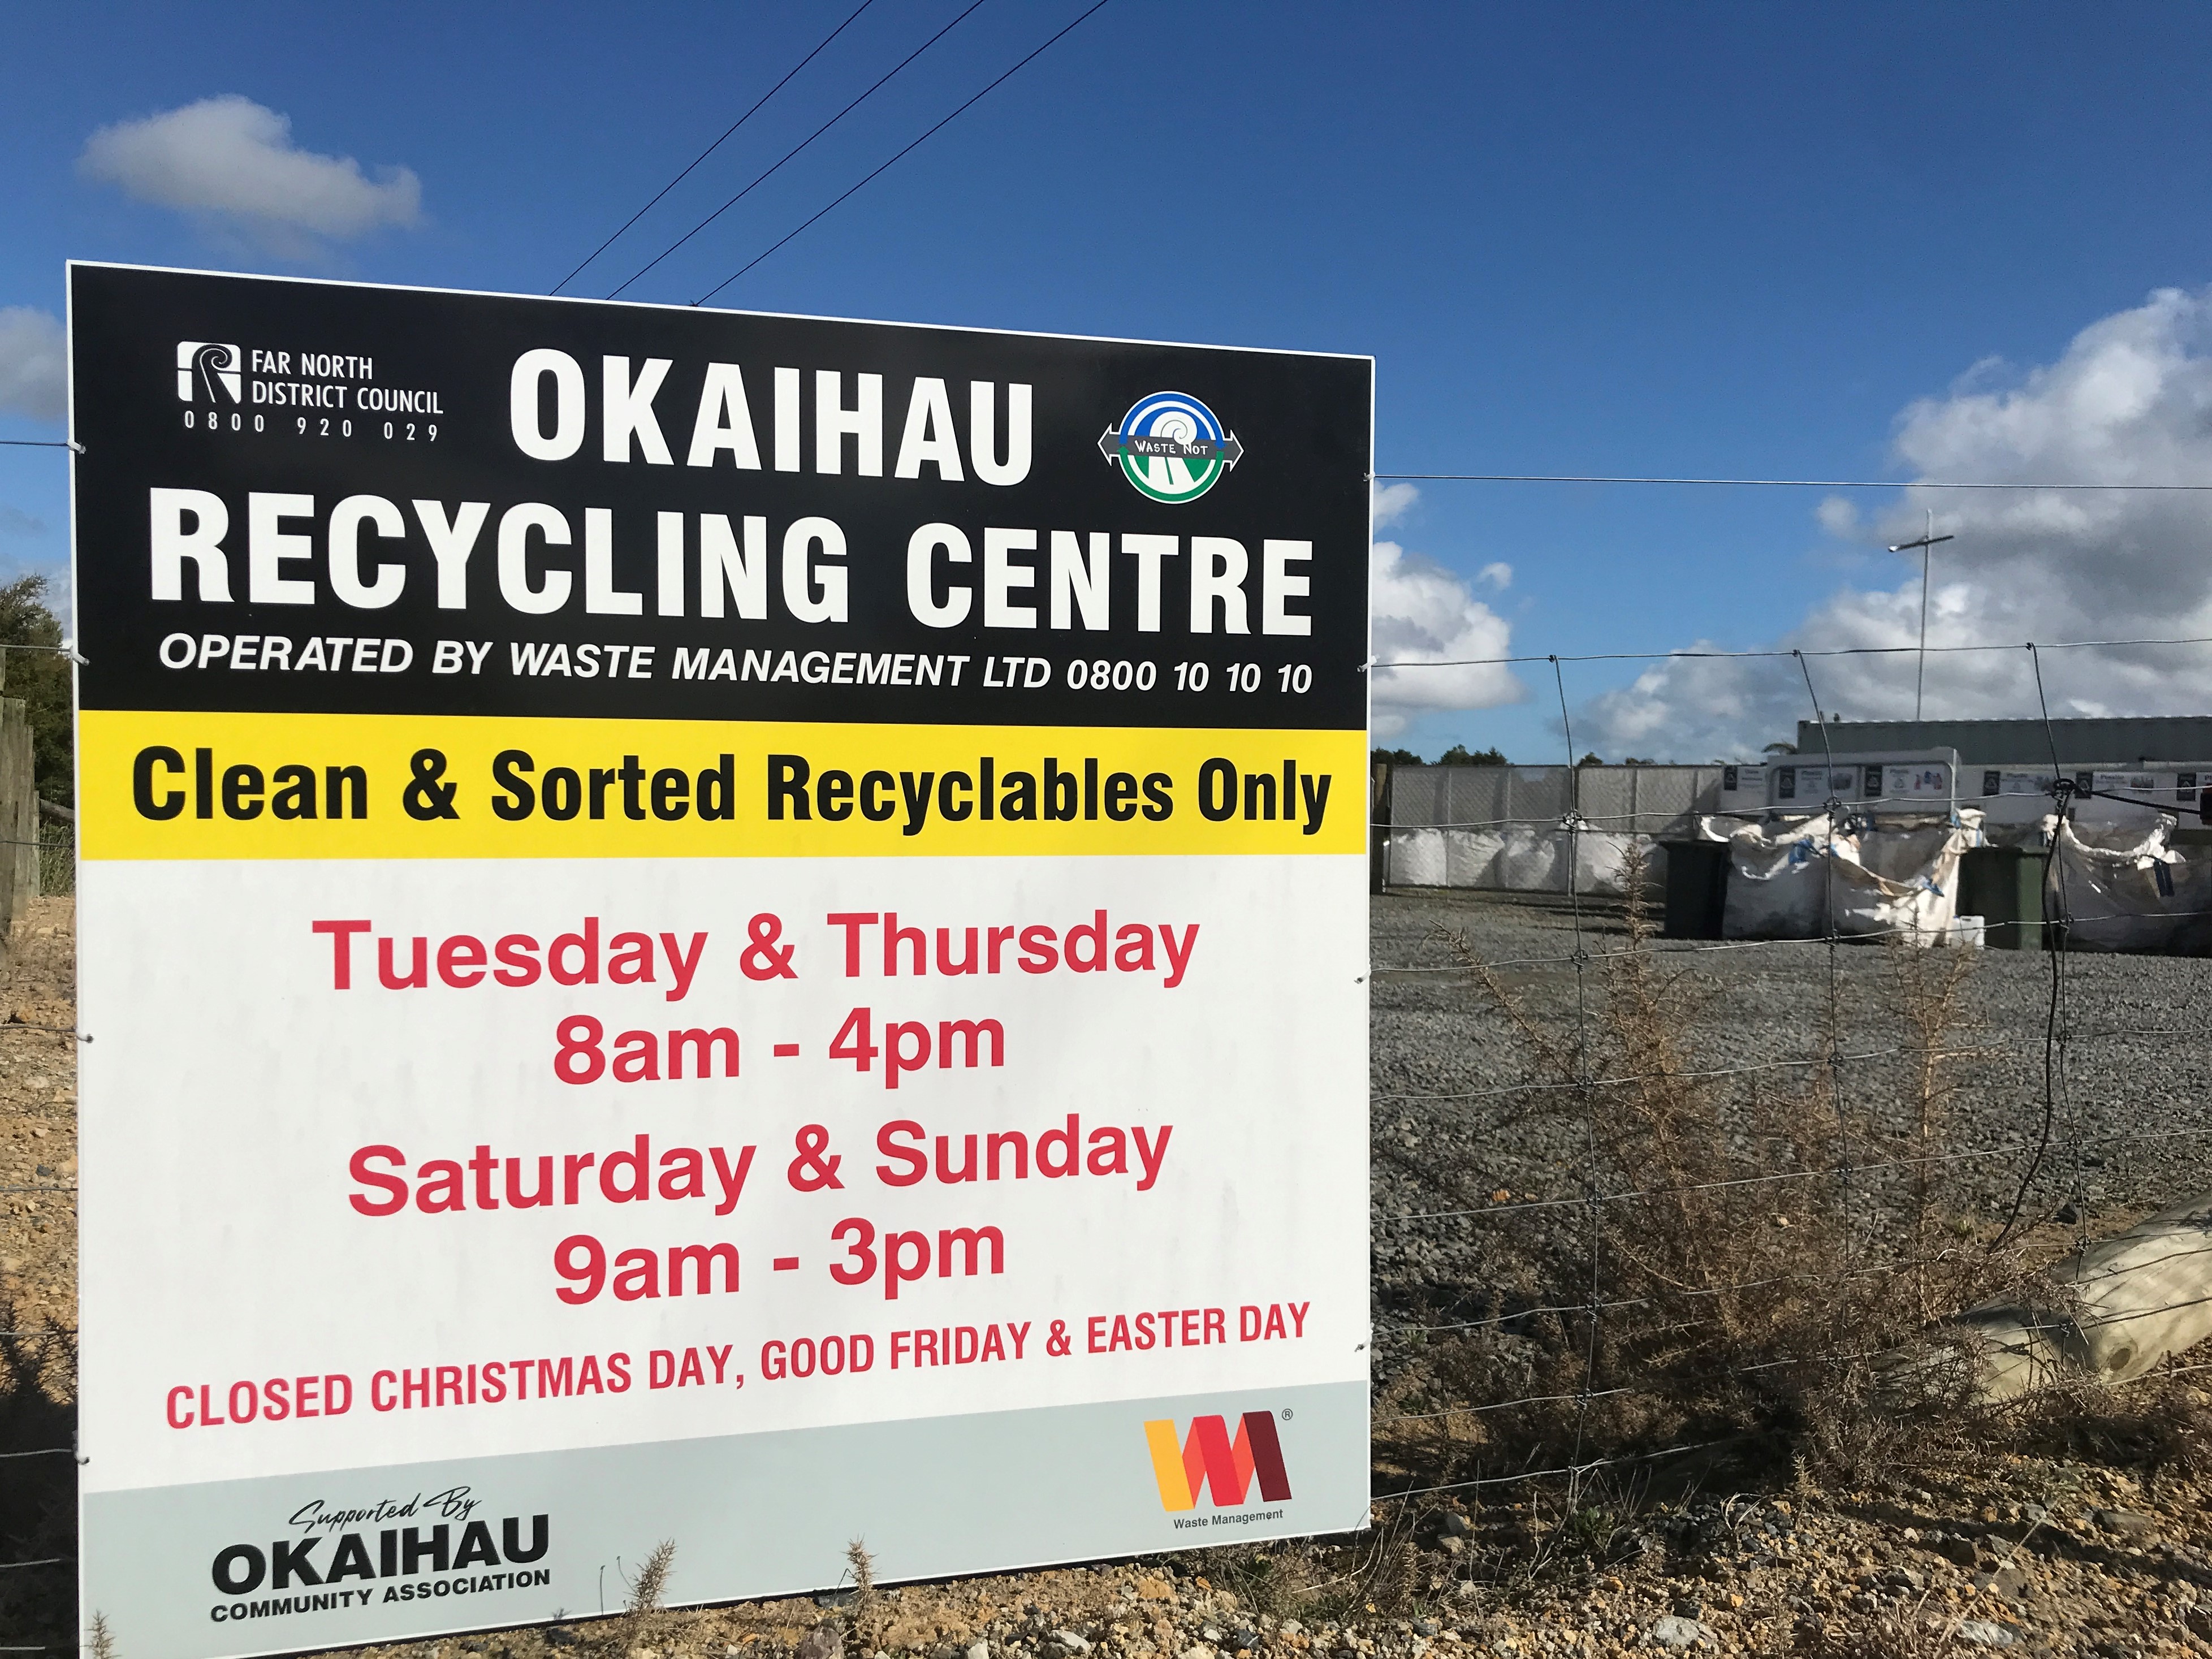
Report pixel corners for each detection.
[1144,1411,1292,1511]
[177,340,243,403]
[1099,391,1243,504]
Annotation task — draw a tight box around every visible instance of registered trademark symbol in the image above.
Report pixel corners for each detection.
[1282,1409,1294,1420]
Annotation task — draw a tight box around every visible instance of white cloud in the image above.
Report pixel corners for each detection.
[80,96,421,247]
[1815,495,1858,535]
[1370,541,1522,737]
[1476,560,1512,590]
[0,309,64,423]
[1372,481,1420,528]
[1582,287,2212,759]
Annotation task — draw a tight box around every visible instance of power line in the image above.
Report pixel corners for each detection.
[549,0,880,296]
[1375,470,2212,490]
[1372,635,2212,668]
[697,0,1114,305]
[608,0,994,301]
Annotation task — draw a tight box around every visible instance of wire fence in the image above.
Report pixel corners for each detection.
[9,641,2212,1595]
[1359,634,2212,1519]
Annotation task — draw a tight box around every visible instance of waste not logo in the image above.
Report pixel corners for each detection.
[1144,1410,1292,1511]
[1099,391,1243,503]
[176,341,243,404]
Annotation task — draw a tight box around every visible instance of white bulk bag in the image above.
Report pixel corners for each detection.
[1722,812,1975,942]
[1443,828,1505,887]
[1387,826,1448,887]
[1493,826,1562,891]
[2046,816,2212,954]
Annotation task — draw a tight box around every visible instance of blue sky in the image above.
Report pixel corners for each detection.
[8,2,2212,759]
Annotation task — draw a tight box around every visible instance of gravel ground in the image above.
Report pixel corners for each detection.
[10,892,2212,1658]
[1369,885,2212,1350]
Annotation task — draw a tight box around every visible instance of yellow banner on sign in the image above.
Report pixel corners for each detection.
[79,711,1368,860]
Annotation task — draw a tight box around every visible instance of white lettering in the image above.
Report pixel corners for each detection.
[149,487,231,602]
[1121,533,1178,633]
[984,526,1038,628]
[781,516,847,624]
[970,381,1031,486]
[1050,530,1109,630]
[686,364,762,469]
[602,355,674,464]
[774,367,801,473]
[584,507,645,616]
[1190,535,1249,634]
[815,370,883,476]
[1261,538,1314,637]
[413,500,490,610]
[327,495,407,609]
[701,514,768,620]
[510,349,585,461]
[498,503,573,614]
[893,377,964,481]
[656,511,685,617]
[249,492,317,606]
[907,522,972,629]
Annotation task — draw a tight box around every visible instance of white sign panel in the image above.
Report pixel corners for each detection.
[70,265,1374,1656]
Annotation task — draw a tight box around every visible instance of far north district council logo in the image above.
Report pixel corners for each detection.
[1099,391,1243,504]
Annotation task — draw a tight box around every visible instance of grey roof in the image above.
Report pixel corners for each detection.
[1794,716,2212,766]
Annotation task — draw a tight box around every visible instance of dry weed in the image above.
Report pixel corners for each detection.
[1207,1543,1331,1622]
[2012,1372,2212,1471]
[845,1537,882,1649]
[607,1539,675,1656]
[1389,848,2038,1493]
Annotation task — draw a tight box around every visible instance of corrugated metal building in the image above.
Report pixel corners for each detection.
[1795,717,2212,766]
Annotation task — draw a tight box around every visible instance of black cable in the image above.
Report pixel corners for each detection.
[1996,646,2071,1248]
[608,0,993,301]
[550,0,880,296]
[1376,634,2212,668]
[695,0,1115,304]
[1375,470,2212,491]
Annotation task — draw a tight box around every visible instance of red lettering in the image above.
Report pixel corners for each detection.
[438,934,487,987]
[1017,924,1059,973]
[348,1146,407,1216]
[312,918,371,988]
[875,1121,926,1186]
[826,912,879,976]
[493,933,541,986]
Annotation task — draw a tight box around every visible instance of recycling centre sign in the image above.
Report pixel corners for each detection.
[66,263,1373,1657]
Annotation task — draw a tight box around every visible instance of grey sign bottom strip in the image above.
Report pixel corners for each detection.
[84,1381,1371,1659]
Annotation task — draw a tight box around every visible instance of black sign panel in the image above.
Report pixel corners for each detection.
[70,265,1373,731]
